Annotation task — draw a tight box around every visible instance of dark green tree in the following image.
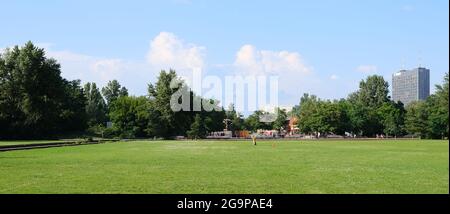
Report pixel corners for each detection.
[378,101,405,138]
[84,82,107,127]
[272,108,288,131]
[187,114,207,139]
[354,75,390,108]
[405,101,429,138]
[404,73,449,139]
[334,99,352,135]
[101,79,128,105]
[295,93,320,135]
[109,96,149,138]
[346,75,390,137]
[146,100,169,138]
[146,70,226,138]
[59,79,88,133]
[0,42,87,139]
[147,70,184,138]
[202,99,226,132]
[425,95,448,139]
[429,72,449,138]
[317,101,349,136]
[244,110,272,132]
[225,104,245,131]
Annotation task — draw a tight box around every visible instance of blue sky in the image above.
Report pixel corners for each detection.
[1,0,448,109]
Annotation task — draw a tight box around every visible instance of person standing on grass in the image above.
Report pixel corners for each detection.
[251,134,257,146]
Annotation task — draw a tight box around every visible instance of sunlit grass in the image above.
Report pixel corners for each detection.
[0,140,448,193]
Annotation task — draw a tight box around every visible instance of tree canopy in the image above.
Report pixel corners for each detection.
[1,42,448,140]
[0,42,87,139]
[84,82,107,127]
[102,79,128,105]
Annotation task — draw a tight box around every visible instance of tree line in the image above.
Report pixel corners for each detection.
[0,42,230,139]
[291,73,448,139]
[0,42,448,139]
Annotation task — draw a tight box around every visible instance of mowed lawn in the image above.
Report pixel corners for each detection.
[0,140,448,194]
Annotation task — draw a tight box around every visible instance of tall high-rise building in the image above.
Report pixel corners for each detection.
[392,67,430,106]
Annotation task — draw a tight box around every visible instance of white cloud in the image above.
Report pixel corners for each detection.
[330,74,339,80]
[45,48,151,95]
[1,33,207,96]
[12,32,207,95]
[4,34,350,104]
[356,65,377,73]
[234,44,311,76]
[90,59,125,81]
[233,44,316,96]
[46,49,115,83]
[147,32,206,74]
[35,42,55,50]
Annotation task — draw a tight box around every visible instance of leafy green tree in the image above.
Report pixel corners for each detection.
[244,110,272,132]
[405,101,429,138]
[146,70,226,138]
[272,108,288,131]
[334,99,352,135]
[202,100,226,132]
[230,113,244,131]
[187,114,207,139]
[225,104,245,131]
[429,72,449,138]
[345,75,390,137]
[378,101,405,138]
[295,95,353,137]
[295,93,320,135]
[425,95,447,139]
[298,100,348,136]
[59,80,88,133]
[244,111,260,132]
[317,101,349,136]
[147,70,185,138]
[109,96,149,138]
[0,42,87,139]
[346,101,367,136]
[146,100,169,138]
[0,42,65,138]
[354,75,390,108]
[102,79,128,105]
[84,82,107,127]
[405,73,449,139]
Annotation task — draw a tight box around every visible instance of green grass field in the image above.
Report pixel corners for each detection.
[0,140,448,194]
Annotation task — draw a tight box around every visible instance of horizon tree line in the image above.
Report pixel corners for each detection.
[0,42,448,140]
